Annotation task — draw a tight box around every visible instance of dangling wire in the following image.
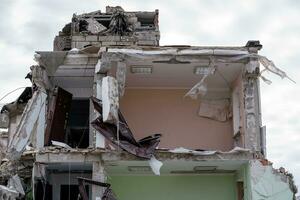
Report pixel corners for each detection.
[117,120,120,151]
[0,86,28,103]
[68,163,71,200]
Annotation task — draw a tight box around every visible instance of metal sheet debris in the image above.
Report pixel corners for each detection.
[77,177,117,200]
[91,97,161,159]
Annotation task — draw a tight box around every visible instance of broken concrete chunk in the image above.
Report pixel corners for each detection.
[34,51,68,76]
[0,113,9,128]
[51,140,72,149]
[0,185,19,200]
[101,76,119,124]
[116,62,126,97]
[84,18,107,34]
[7,174,25,196]
[250,160,295,200]
[198,99,231,122]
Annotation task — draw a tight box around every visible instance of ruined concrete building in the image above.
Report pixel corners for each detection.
[0,6,297,200]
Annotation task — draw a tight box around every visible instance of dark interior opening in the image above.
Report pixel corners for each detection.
[35,180,52,200]
[66,99,90,148]
[60,185,89,200]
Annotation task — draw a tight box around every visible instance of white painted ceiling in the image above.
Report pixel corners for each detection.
[104,159,247,175]
[115,61,243,90]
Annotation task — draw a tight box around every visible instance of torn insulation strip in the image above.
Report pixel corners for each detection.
[149,156,163,175]
[228,53,295,83]
[185,58,216,99]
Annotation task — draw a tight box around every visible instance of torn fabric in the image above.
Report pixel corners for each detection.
[91,97,161,159]
[198,99,231,122]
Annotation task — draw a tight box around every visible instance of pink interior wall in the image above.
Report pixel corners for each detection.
[120,89,234,151]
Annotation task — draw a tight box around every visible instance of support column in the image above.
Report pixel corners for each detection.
[243,58,261,151]
[90,62,106,148]
[92,161,106,200]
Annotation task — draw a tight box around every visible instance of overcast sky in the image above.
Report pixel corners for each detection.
[1,0,300,189]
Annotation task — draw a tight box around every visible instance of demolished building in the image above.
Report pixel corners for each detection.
[0,6,297,200]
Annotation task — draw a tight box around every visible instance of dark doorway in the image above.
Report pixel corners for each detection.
[66,99,90,148]
[35,180,52,200]
[44,87,73,146]
[60,185,89,200]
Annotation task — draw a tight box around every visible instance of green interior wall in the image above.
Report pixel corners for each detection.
[109,175,237,200]
[235,164,252,200]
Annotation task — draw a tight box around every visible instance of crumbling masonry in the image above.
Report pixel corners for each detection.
[0,6,297,200]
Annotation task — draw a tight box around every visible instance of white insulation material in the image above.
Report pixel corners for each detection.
[250,160,294,200]
[148,156,163,175]
[169,147,217,155]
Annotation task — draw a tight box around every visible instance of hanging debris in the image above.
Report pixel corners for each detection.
[91,97,161,159]
[184,58,216,99]
[198,99,232,122]
[77,177,117,200]
[104,10,132,36]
